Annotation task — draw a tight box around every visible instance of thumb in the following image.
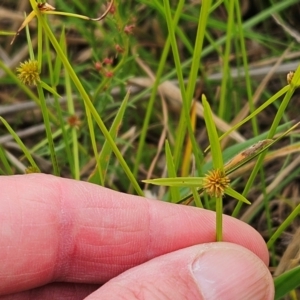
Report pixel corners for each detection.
[86,243,274,300]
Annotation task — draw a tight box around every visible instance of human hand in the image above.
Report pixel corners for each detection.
[0,174,274,299]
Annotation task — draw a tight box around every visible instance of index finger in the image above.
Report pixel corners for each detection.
[0,174,268,295]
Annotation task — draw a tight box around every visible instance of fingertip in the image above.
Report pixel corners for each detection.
[222,213,270,266]
[88,243,274,300]
[191,243,274,300]
[0,174,270,295]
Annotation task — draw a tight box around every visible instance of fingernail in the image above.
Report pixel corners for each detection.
[191,243,274,300]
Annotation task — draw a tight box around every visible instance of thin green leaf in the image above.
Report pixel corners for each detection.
[30,0,143,195]
[0,146,13,175]
[165,140,181,203]
[191,187,203,208]
[206,85,290,152]
[225,122,300,174]
[143,177,204,187]
[0,31,15,35]
[175,187,204,204]
[0,117,40,172]
[274,266,300,300]
[233,66,300,217]
[88,91,129,184]
[218,0,234,119]
[36,83,60,175]
[24,12,35,61]
[40,81,61,98]
[53,28,75,178]
[267,203,300,249]
[163,0,203,174]
[220,122,293,167]
[225,187,251,205]
[202,94,223,169]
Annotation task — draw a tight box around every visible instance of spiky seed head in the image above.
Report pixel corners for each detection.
[203,169,230,198]
[16,60,40,86]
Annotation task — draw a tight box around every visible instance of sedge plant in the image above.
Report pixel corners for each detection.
[2,0,300,298]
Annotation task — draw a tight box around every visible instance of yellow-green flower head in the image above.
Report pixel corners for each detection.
[16,60,40,86]
[203,169,230,198]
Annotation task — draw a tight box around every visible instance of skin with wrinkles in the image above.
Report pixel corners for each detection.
[0,174,273,299]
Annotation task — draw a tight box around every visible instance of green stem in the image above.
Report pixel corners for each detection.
[216,197,223,241]
[267,203,300,249]
[37,83,60,175]
[29,0,143,195]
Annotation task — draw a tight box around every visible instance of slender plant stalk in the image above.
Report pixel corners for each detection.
[218,0,234,119]
[29,0,143,195]
[36,84,60,175]
[163,0,206,172]
[131,0,185,191]
[215,197,222,241]
[232,77,299,217]
[0,117,40,171]
[267,203,300,249]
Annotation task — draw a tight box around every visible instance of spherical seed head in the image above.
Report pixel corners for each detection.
[124,24,135,35]
[105,71,114,78]
[103,57,113,65]
[16,60,40,86]
[67,115,81,130]
[203,169,230,198]
[115,44,124,53]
